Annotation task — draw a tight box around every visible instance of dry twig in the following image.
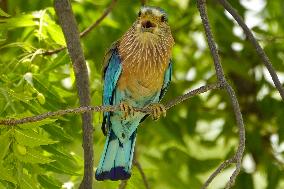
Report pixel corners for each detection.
[197,0,245,188]
[54,1,93,189]
[0,83,221,126]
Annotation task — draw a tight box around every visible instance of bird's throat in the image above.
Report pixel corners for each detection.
[118,26,174,75]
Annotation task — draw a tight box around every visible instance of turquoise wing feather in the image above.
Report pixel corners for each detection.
[159,60,173,101]
[97,44,137,181]
[101,44,122,135]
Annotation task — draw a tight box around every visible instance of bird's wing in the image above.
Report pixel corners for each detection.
[140,60,172,124]
[101,43,122,135]
[159,59,173,101]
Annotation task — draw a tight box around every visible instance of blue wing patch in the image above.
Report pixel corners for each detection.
[102,47,122,135]
[159,60,172,101]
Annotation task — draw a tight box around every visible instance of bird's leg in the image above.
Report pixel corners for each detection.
[148,103,166,120]
[119,102,134,119]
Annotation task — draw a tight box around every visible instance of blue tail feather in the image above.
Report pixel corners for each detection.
[95,129,137,181]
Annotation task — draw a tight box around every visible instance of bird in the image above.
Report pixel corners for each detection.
[95,6,174,181]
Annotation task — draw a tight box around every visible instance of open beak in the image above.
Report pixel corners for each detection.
[141,20,157,33]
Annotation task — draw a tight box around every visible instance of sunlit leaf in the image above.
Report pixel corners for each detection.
[0,8,10,17]
[18,174,37,189]
[14,128,57,147]
[0,14,37,29]
[37,175,61,189]
[0,164,16,184]
[0,130,11,160]
[14,147,54,164]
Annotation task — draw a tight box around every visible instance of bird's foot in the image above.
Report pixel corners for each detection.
[119,102,134,119]
[148,103,166,120]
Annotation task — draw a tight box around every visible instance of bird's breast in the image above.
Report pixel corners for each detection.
[117,64,165,100]
[117,34,173,101]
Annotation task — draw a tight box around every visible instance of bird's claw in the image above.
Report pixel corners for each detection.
[120,102,134,119]
[148,103,166,120]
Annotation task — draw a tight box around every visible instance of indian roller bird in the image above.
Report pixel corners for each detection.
[95,6,174,181]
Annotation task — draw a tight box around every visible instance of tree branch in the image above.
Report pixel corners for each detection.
[44,0,117,56]
[53,1,93,189]
[118,180,127,189]
[217,0,284,100]
[197,0,245,188]
[133,155,150,189]
[0,83,221,126]
[140,0,147,6]
[80,0,118,38]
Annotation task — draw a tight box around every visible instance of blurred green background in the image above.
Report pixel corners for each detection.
[0,0,283,188]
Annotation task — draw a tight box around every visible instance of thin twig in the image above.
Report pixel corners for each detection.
[118,180,127,189]
[80,0,118,37]
[217,0,284,100]
[133,160,149,189]
[0,83,221,126]
[43,46,66,56]
[197,0,245,188]
[54,1,93,189]
[133,149,150,189]
[43,0,117,56]
[202,157,235,188]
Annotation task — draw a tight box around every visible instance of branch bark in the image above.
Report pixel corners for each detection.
[0,83,221,126]
[53,1,93,189]
[44,0,117,56]
[80,0,118,38]
[140,0,147,6]
[197,0,245,188]
[0,0,8,11]
[133,154,150,189]
[118,180,127,189]
[217,0,284,101]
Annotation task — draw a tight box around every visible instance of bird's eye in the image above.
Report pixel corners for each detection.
[161,15,167,22]
[138,11,142,17]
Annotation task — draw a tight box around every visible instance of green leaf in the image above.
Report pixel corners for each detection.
[44,21,66,46]
[14,129,57,147]
[0,8,10,17]
[18,118,57,129]
[42,160,81,176]
[0,14,37,29]
[41,123,73,141]
[19,174,38,189]
[37,175,61,189]
[0,130,12,160]
[32,76,66,105]
[42,145,76,162]
[16,144,27,155]
[0,164,16,184]
[15,147,54,164]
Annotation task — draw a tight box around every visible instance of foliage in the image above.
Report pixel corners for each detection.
[0,0,283,188]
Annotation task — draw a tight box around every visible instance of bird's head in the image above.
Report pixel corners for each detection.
[136,6,168,34]
[133,6,173,44]
[119,6,174,64]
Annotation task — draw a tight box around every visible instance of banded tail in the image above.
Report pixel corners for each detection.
[95,129,137,181]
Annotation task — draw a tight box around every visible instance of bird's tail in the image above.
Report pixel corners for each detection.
[95,129,137,181]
